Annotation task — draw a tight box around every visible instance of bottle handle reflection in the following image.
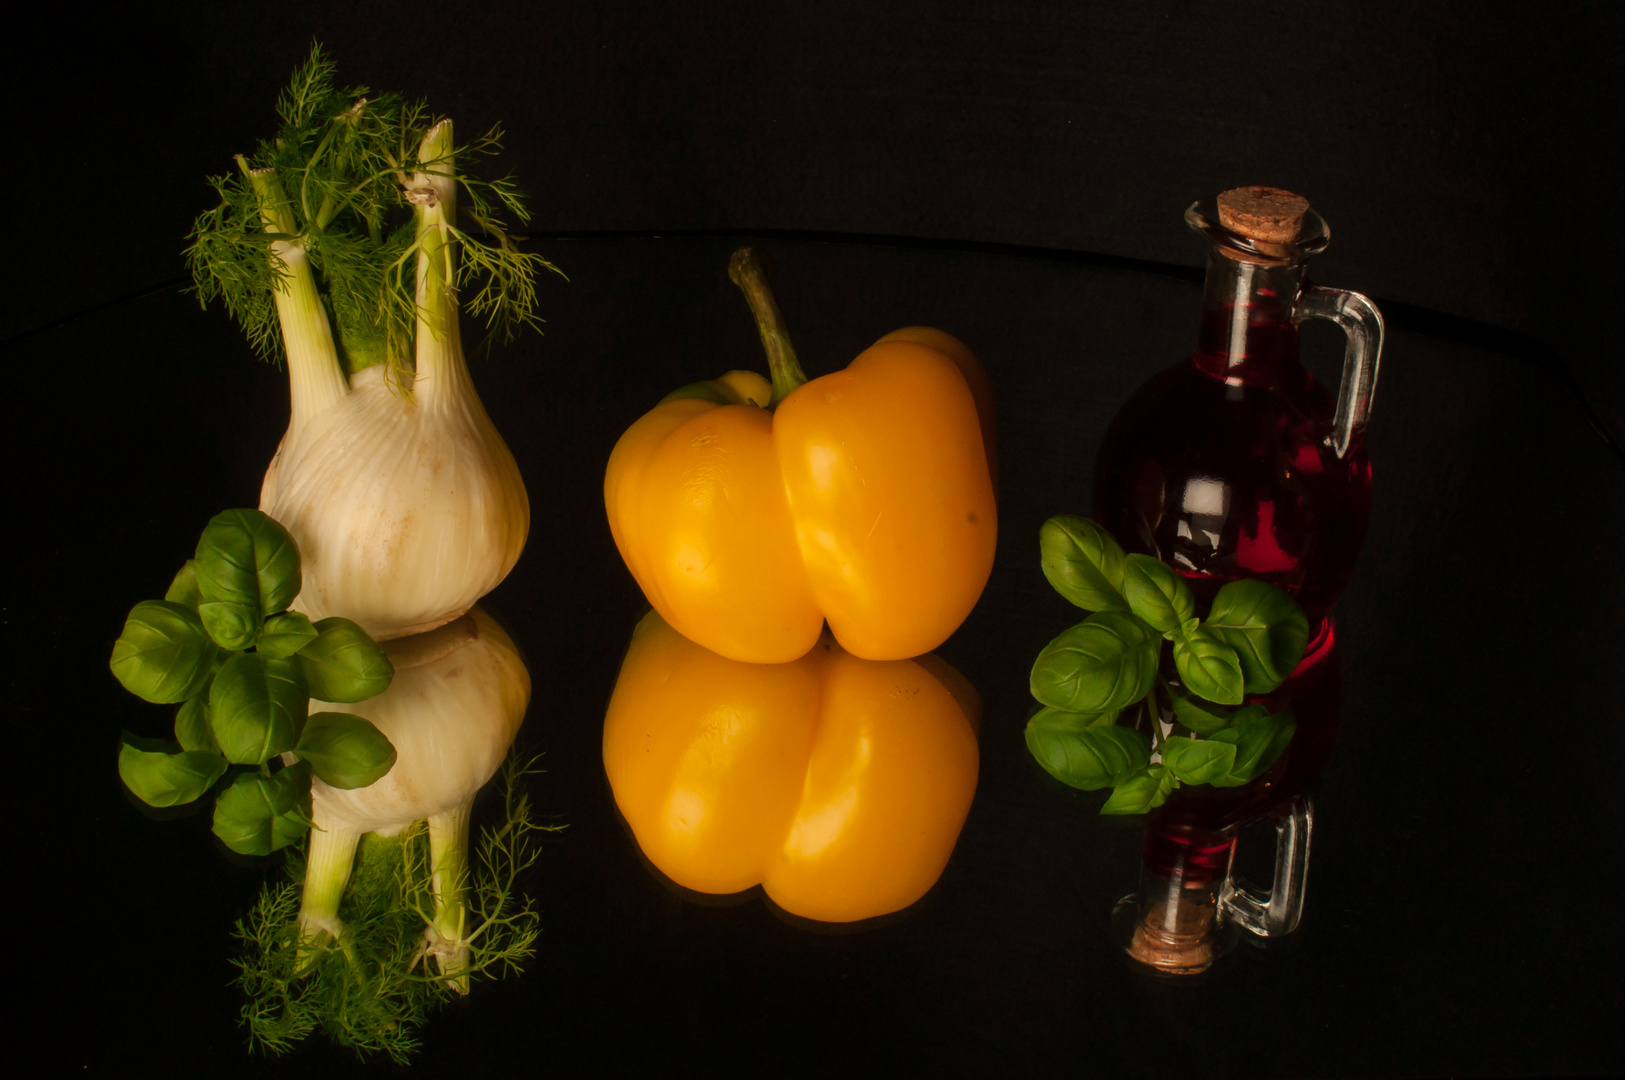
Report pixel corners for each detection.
[1218,795,1314,939]
[1123,795,1316,973]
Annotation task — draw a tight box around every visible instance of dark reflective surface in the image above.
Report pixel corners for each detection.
[15,235,1620,1075]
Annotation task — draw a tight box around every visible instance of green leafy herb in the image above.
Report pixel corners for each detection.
[195,509,302,621]
[295,712,397,789]
[210,654,309,765]
[296,618,394,702]
[1160,736,1238,785]
[1207,707,1296,787]
[110,600,224,704]
[1023,706,1147,790]
[213,766,313,857]
[1172,626,1245,705]
[1168,687,1234,734]
[1030,610,1160,714]
[165,560,204,610]
[111,508,393,852]
[1024,514,1310,814]
[1203,579,1310,694]
[258,612,319,659]
[1039,515,1129,612]
[1101,764,1179,815]
[1122,553,1195,636]
[118,742,229,807]
[175,695,219,753]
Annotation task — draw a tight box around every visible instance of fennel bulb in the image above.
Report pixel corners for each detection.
[293,605,530,987]
[188,47,555,641]
[258,122,528,640]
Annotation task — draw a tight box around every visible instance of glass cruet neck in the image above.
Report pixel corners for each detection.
[1186,198,1331,383]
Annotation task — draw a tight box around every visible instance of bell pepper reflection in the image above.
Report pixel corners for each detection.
[602,611,980,923]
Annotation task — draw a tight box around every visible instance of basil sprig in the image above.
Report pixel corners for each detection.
[1026,515,1308,815]
[111,509,398,855]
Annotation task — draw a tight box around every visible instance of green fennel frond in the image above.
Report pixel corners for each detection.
[185,42,559,380]
[275,42,345,132]
[185,175,287,364]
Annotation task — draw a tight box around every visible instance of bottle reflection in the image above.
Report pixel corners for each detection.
[1122,622,1340,973]
[602,610,980,924]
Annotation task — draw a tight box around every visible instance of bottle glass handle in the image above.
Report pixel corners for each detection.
[1295,285,1384,460]
[1218,796,1313,938]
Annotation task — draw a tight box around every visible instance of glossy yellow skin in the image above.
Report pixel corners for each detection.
[605,330,997,664]
[603,611,981,922]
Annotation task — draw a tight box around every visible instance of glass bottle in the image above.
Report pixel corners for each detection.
[1096,187,1383,972]
[1092,186,1384,636]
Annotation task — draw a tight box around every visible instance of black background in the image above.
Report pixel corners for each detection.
[8,2,1622,1076]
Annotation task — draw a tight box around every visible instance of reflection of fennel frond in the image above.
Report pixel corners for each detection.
[232,752,557,1063]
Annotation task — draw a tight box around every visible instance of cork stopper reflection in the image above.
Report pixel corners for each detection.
[1217,186,1310,244]
[1127,897,1216,973]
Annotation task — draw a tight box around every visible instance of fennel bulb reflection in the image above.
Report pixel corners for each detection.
[295,606,530,988]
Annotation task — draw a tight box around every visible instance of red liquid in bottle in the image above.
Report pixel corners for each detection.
[1093,257,1371,632]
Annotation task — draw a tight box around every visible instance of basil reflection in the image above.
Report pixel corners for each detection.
[603,610,980,924]
[1119,622,1343,973]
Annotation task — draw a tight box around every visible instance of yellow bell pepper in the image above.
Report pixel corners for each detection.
[604,248,997,664]
[602,610,981,922]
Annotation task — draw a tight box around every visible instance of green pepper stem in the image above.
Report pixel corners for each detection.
[728,247,809,406]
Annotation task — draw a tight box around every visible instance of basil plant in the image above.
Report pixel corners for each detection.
[1025,515,1308,814]
[111,509,396,855]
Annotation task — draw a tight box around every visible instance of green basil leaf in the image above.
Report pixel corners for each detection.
[109,600,223,704]
[1172,627,1245,705]
[1030,611,1160,714]
[117,741,227,807]
[1210,707,1296,787]
[1161,735,1239,785]
[208,654,308,765]
[294,712,398,789]
[212,769,308,856]
[296,618,393,703]
[1101,764,1179,815]
[1122,554,1195,636]
[1169,689,1234,734]
[1202,579,1310,694]
[198,600,264,651]
[270,760,315,849]
[194,509,302,619]
[174,695,218,754]
[1039,515,1129,612]
[164,560,203,611]
[257,611,319,660]
[1023,707,1146,791]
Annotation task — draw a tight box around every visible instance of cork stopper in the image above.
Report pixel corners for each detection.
[1217,186,1310,244]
